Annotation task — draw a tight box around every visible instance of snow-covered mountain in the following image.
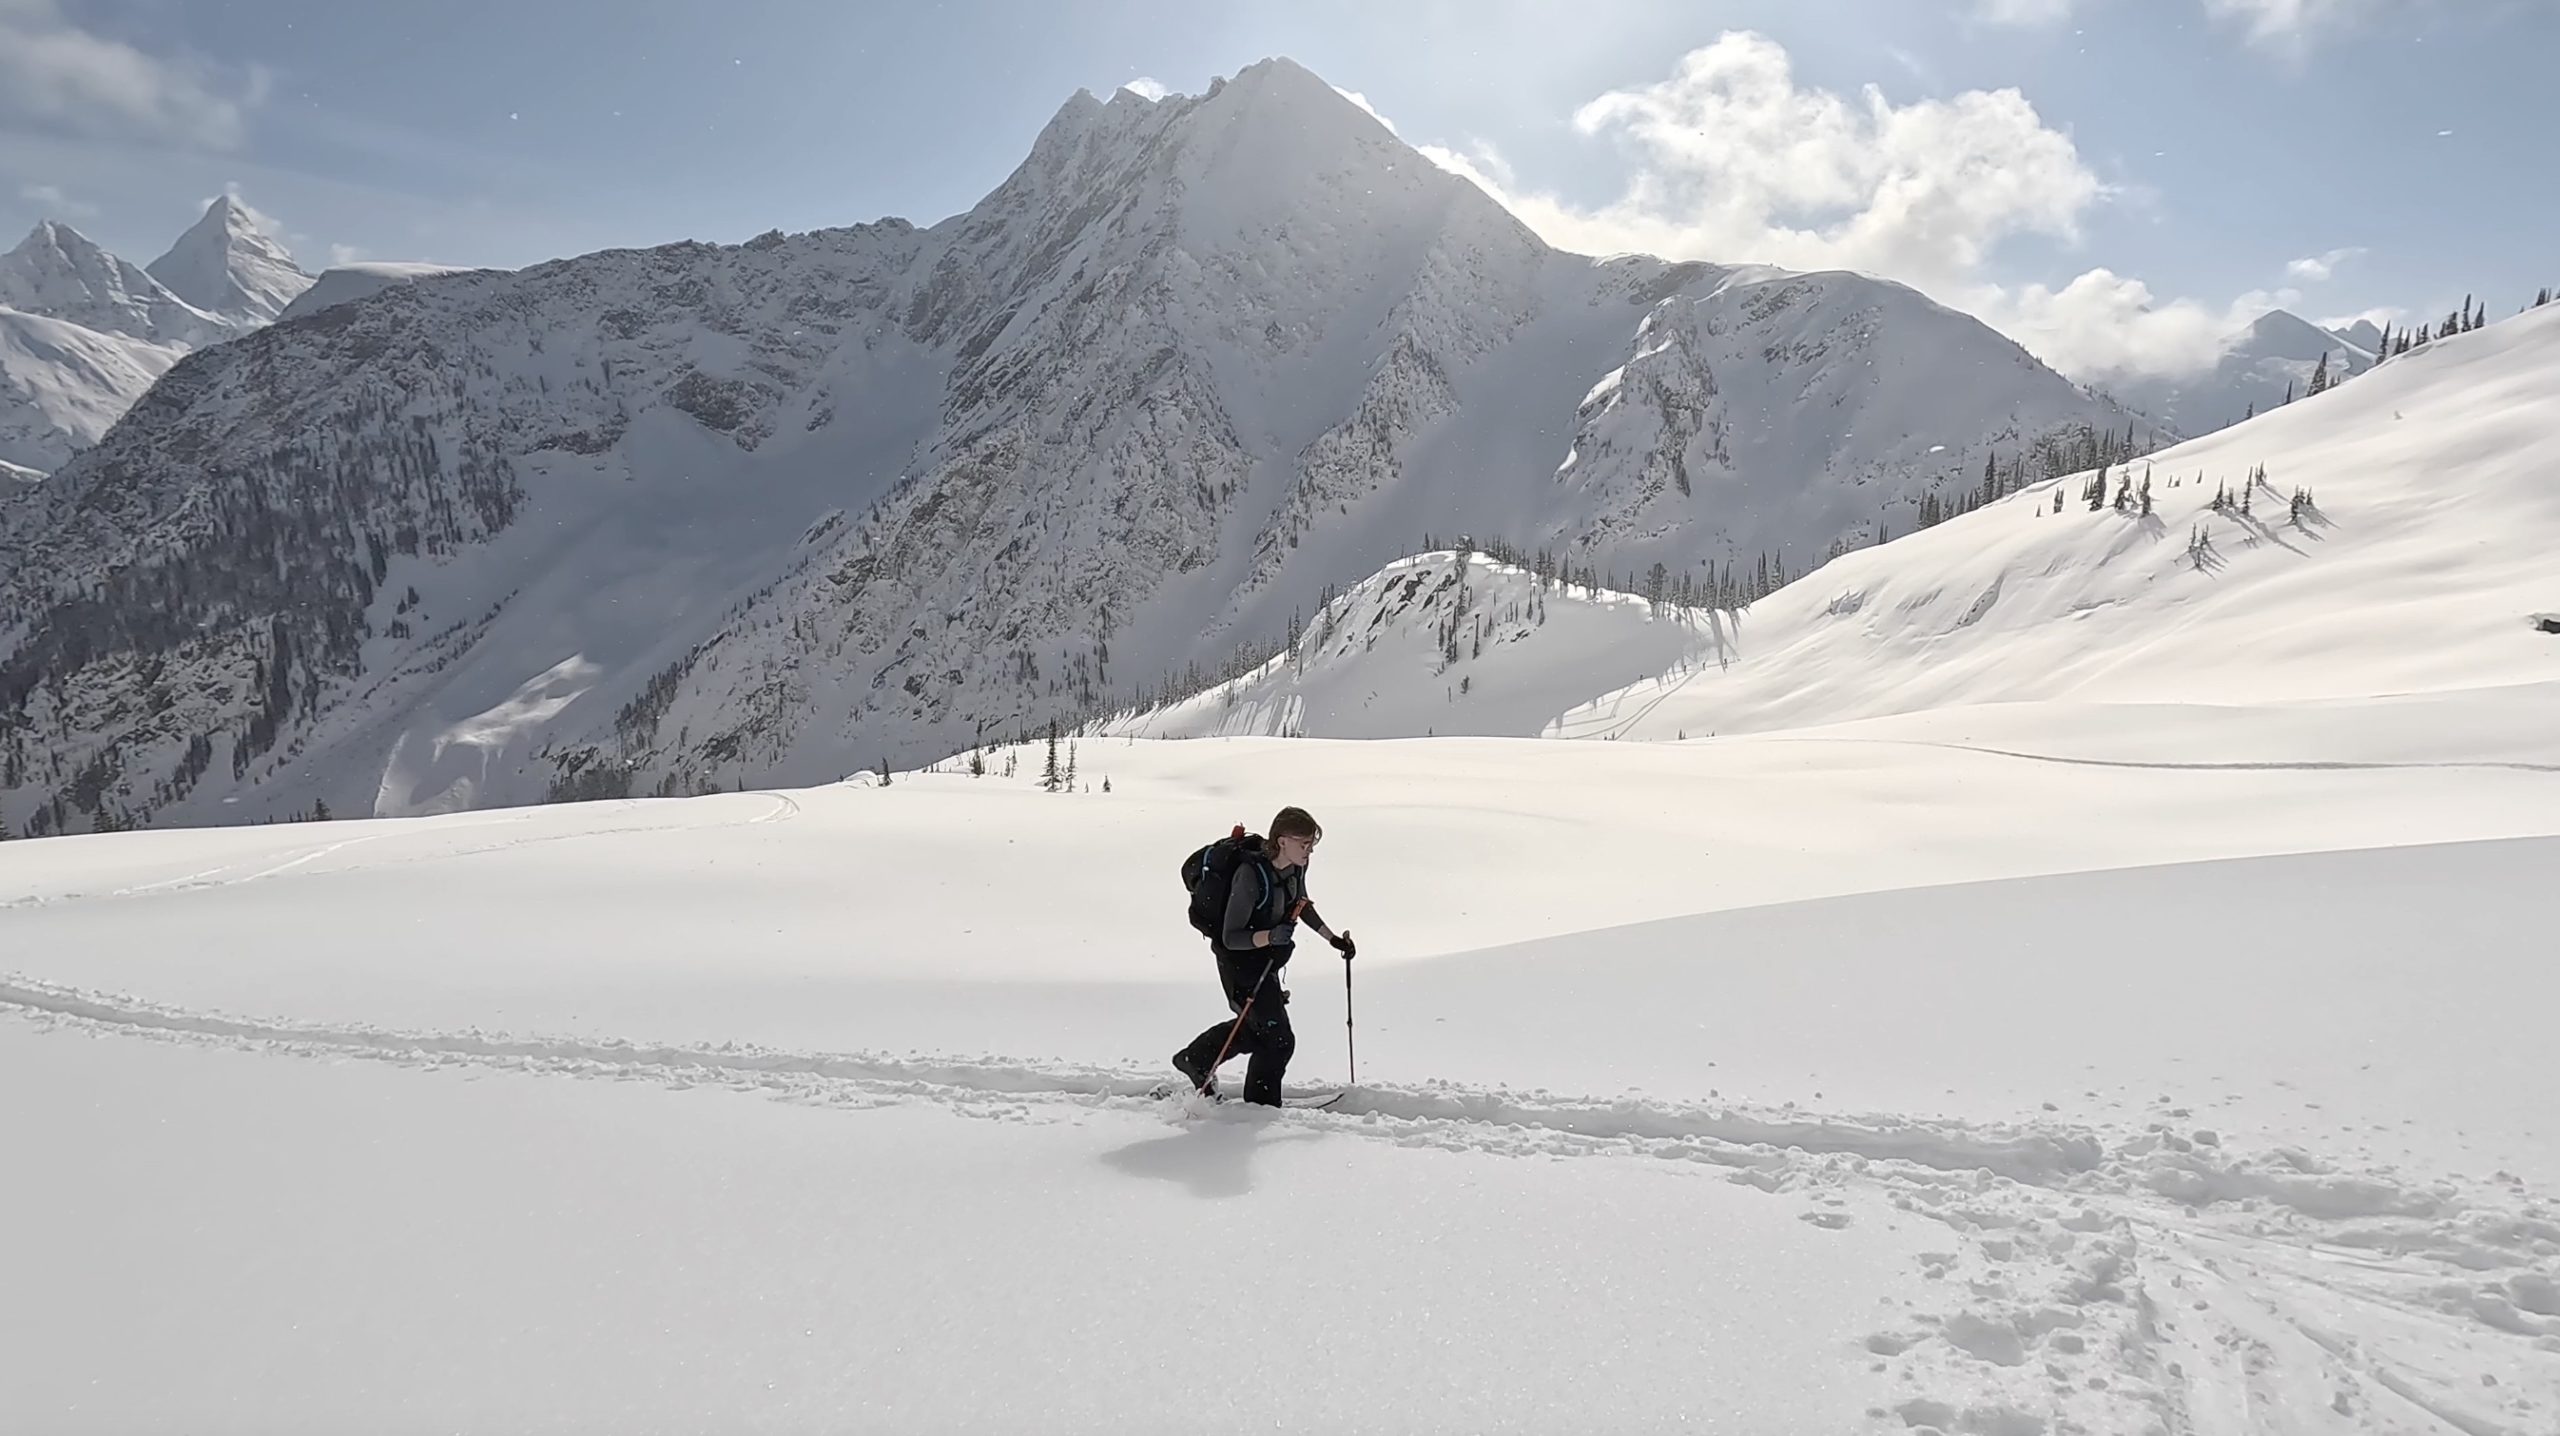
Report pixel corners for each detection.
[0,201,311,473]
[1114,302,2560,746]
[0,58,2150,835]
[2104,307,2377,437]
[0,220,223,344]
[146,195,314,326]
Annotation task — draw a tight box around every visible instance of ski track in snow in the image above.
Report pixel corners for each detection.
[7,972,2556,1435]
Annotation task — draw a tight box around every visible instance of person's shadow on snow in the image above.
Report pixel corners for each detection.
[1098,1110,1319,1199]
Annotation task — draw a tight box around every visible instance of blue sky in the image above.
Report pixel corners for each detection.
[0,0,2549,377]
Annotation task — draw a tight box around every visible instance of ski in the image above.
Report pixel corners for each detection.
[1144,1083,1346,1109]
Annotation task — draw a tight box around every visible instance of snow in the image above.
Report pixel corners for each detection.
[7,299,2558,1420]
[1,79,2555,1429]
[0,306,185,473]
[276,261,477,323]
[4,727,2555,1432]
[1545,302,2560,742]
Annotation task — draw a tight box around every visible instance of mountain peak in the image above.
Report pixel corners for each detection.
[0,218,214,344]
[145,196,313,325]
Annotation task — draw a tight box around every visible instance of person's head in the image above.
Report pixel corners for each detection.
[1268,806,1323,870]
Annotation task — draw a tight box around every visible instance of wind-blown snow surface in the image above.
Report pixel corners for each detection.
[4,721,2556,1432]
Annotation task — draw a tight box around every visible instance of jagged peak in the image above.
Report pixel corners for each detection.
[146,194,311,323]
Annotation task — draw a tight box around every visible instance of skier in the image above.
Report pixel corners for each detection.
[1171,806,1356,1105]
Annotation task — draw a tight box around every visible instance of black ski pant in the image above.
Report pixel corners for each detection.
[1179,949,1295,1105]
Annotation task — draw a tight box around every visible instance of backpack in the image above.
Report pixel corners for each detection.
[1180,825,1273,938]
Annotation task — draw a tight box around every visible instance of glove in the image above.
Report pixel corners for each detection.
[1263,921,1297,948]
[1331,931,1356,961]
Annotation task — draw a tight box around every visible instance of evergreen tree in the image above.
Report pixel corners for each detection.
[2307,351,2332,396]
[2283,380,2295,405]
[1102,776,1112,793]
[2139,469,2154,516]
[2088,461,2109,512]
[1065,740,1078,790]
[969,747,986,778]
[1041,721,1061,792]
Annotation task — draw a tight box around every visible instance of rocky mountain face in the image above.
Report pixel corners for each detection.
[0,59,2148,835]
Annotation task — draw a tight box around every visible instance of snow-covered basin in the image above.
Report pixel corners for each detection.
[8,701,2560,1432]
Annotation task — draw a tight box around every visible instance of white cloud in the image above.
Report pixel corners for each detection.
[0,0,262,148]
[1415,31,2329,382]
[16,179,97,218]
[1419,35,2096,305]
[1968,270,2304,380]
[2284,246,2364,282]
[1439,33,2099,294]
[1119,77,1169,102]
[327,242,367,267]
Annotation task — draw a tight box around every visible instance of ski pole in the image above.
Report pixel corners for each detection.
[1342,935,1356,1086]
[1207,953,1280,1083]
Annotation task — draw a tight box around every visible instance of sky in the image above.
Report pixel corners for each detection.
[0,0,2550,381]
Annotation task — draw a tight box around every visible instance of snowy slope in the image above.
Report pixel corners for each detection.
[4,726,2555,1432]
[0,307,186,473]
[2108,307,2378,437]
[1103,304,2557,748]
[276,261,477,322]
[1103,549,1707,739]
[1547,301,2560,742]
[0,58,2147,833]
[146,194,314,324]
